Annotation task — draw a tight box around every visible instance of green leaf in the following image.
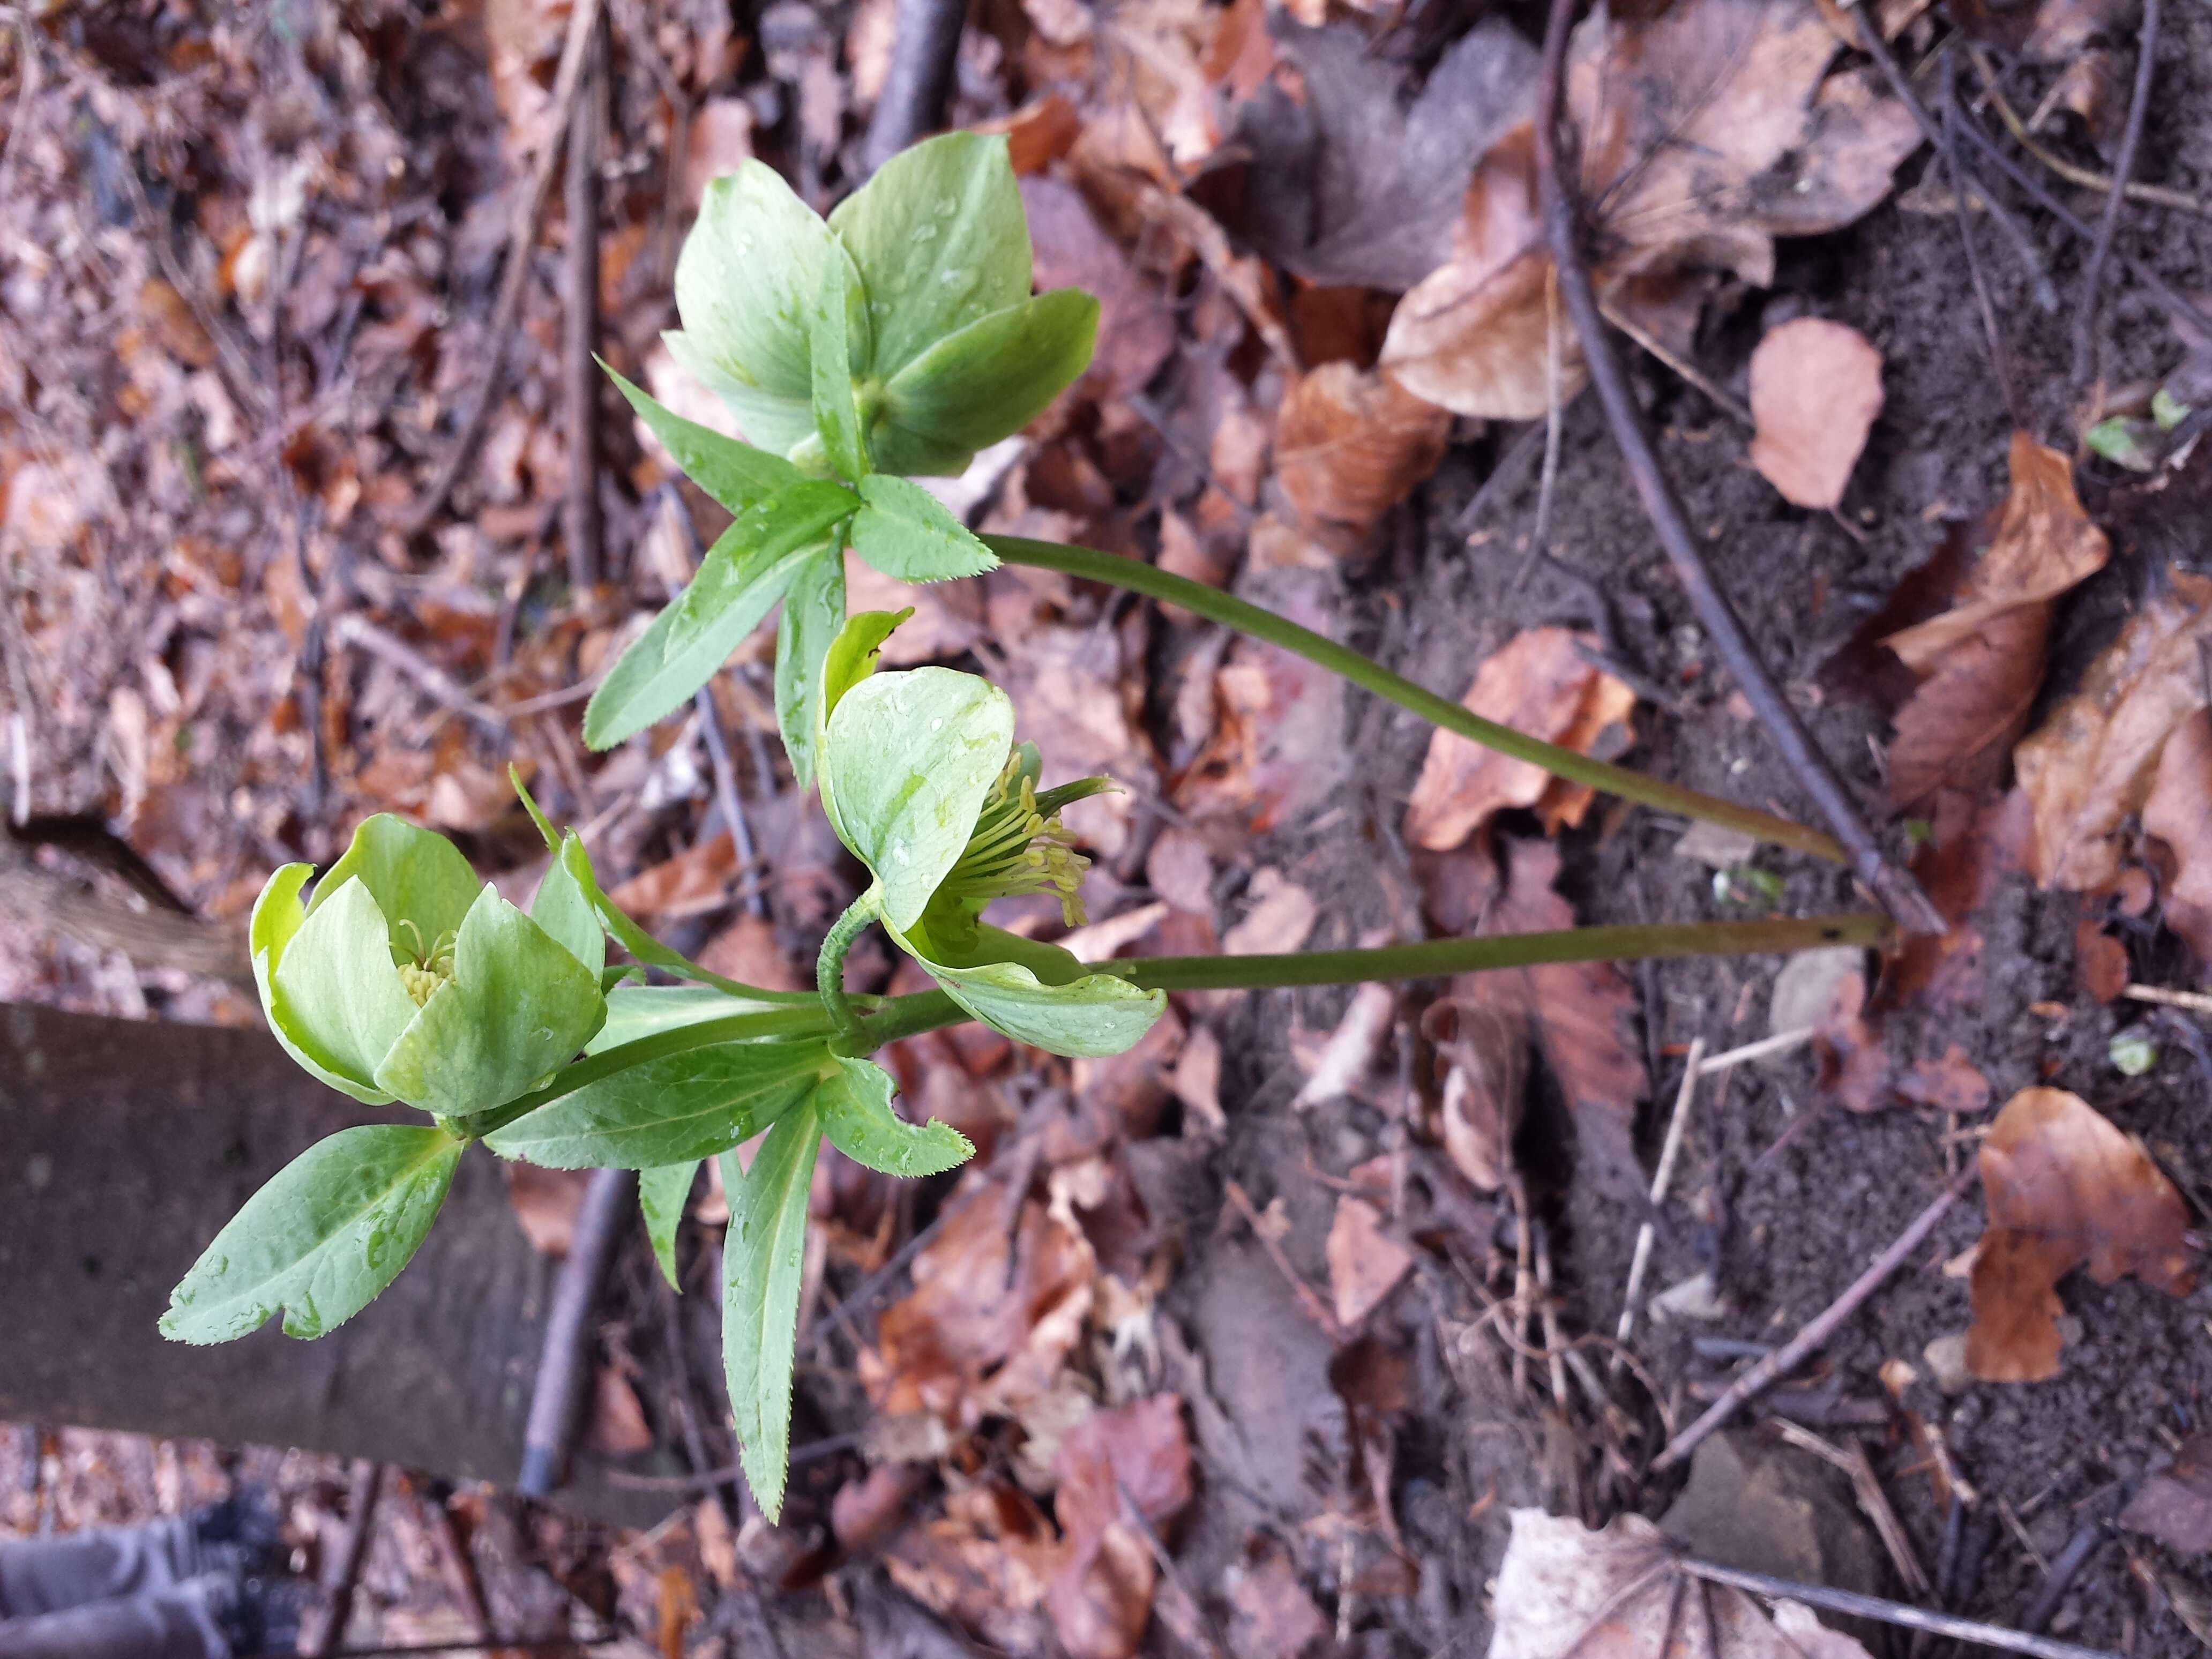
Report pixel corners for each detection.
[815,1055,972,1178]
[531,834,607,981]
[590,983,799,1050]
[582,481,857,750]
[823,668,1013,932]
[485,1038,827,1168]
[721,1097,820,1521]
[915,953,1165,1058]
[820,608,910,721]
[375,886,608,1117]
[850,475,998,582]
[605,365,805,513]
[828,132,1031,383]
[639,1161,700,1289]
[810,257,871,484]
[315,814,482,957]
[271,877,419,1091]
[875,289,1099,473]
[662,330,818,458]
[161,1125,462,1343]
[251,864,392,1105]
[774,545,846,796]
[676,162,846,402]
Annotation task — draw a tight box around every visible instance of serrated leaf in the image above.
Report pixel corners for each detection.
[721,1098,820,1521]
[875,289,1098,471]
[161,1125,461,1343]
[775,546,846,796]
[606,365,805,512]
[810,257,870,484]
[815,1055,972,1177]
[823,668,1013,932]
[850,474,998,582]
[485,1038,827,1169]
[582,481,856,750]
[829,132,1032,382]
[639,1161,700,1289]
[375,885,608,1117]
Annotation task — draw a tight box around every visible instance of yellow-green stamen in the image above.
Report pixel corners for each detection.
[938,756,1093,925]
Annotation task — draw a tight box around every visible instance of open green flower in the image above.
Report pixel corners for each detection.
[251,815,608,1117]
[813,611,1164,1057]
[668,131,1098,480]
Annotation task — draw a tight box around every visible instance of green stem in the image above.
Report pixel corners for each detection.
[987,535,1848,867]
[817,894,877,1047]
[451,1005,836,1140]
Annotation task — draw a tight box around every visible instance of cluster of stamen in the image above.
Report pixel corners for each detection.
[394,921,459,1007]
[940,758,1091,925]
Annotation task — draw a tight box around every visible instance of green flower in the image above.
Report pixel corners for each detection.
[813,611,1164,1057]
[251,815,608,1117]
[668,131,1098,480]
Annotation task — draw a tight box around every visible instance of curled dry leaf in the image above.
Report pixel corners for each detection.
[2143,709,2212,961]
[2015,572,2211,895]
[1491,1509,1876,1659]
[1274,363,1451,536]
[1403,627,1636,850]
[1966,1088,2194,1383]
[1885,433,2110,806]
[1326,1196,1414,1328]
[1424,999,1526,1192]
[1747,318,1883,510]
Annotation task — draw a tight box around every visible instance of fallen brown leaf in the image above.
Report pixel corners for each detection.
[1224,1547,1329,1659]
[1000,622,1159,859]
[1966,1087,2194,1382]
[1046,1395,1193,1659]
[1748,318,1883,510]
[1812,967,1892,1113]
[587,1365,655,1457]
[1894,1046,1993,1116]
[1404,627,1636,850]
[505,1163,591,1256]
[696,911,804,990]
[1326,1197,1413,1327]
[606,832,739,923]
[1424,999,1526,1192]
[1172,577,1349,831]
[2073,914,2129,1004]
[2144,709,2212,961]
[1023,177,1177,401]
[885,1483,1059,1656]
[1491,1509,1875,1659]
[1885,432,2110,805]
[1274,363,1450,536]
[1221,868,1318,957]
[2015,572,2211,894]
[1880,786,2032,1013]
[2120,1431,2212,1555]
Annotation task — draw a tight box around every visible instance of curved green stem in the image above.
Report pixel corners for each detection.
[987,534,1848,867]
[817,894,877,1047]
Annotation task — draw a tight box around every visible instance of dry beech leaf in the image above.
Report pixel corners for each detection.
[1882,786,2032,1013]
[1966,1087,2194,1383]
[1894,1045,1993,1116]
[1327,1197,1414,1327]
[1221,867,1318,957]
[2143,709,2212,961]
[1424,999,1526,1191]
[1491,1509,1876,1659]
[1885,432,2110,806]
[1294,981,1397,1109]
[1172,577,1349,831]
[587,1365,655,1457]
[2073,914,2129,1003]
[1046,1395,1193,1659]
[1274,363,1451,534]
[1748,318,1883,510]
[2015,572,2211,894]
[1404,627,1636,850]
[1023,177,1177,400]
[505,1163,591,1256]
[697,911,805,991]
[606,832,739,922]
[977,93,1084,175]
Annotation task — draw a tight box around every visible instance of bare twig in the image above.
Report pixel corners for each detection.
[1653,1165,1977,1471]
[330,613,507,738]
[2072,0,2160,388]
[518,1166,634,1497]
[1676,1560,2120,1659]
[1533,0,1941,935]
[2021,1492,2124,1635]
[403,0,606,536]
[563,19,604,591]
[1695,1027,1815,1074]
[1970,49,2208,219]
[860,0,965,176]
[1942,57,2021,426]
[2125,982,2212,1015]
[302,1460,384,1659]
[799,1208,950,1357]
[1613,1036,1705,1377]
[1765,1421,1931,1598]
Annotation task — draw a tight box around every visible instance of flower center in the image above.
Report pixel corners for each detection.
[938,755,1093,926]
[394,922,459,1007]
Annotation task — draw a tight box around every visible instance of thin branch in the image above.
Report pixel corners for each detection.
[1942,56,2022,426]
[1653,1165,1977,1471]
[1612,1036,1705,1378]
[1675,1559,2119,1659]
[1970,47,2208,218]
[1695,1027,1814,1074]
[1533,0,1942,934]
[860,0,965,176]
[330,613,507,737]
[403,0,606,536]
[2072,0,2161,388]
[301,1460,384,1659]
[2125,982,2212,1015]
[518,1166,634,1497]
[563,19,605,591]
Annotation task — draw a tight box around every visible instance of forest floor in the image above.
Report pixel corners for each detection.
[6,0,2212,1654]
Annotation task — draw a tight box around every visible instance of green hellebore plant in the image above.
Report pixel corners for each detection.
[250,813,609,1117]
[813,610,1167,1058]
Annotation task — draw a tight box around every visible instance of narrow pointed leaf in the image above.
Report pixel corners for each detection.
[810,257,870,484]
[639,1162,700,1290]
[606,365,804,513]
[485,1038,826,1168]
[816,1056,972,1178]
[721,1098,820,1521]
[850,474,998,582]
[161,1125,462,1343]
[530,833,606,980]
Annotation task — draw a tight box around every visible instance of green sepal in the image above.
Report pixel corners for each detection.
[873,289,1099,473]
[530,834,608,981]
[639,1161,700,1290]
[775,545,847,797]
[721,1097,821,1521]
[849,474,998,582]
[809,255,871,485]
[815,1055,972,1178]
[314,813,481,959]
[483,1037,827,1169]
[250,865,394,1105]
[271,876,420,1090]
[160,1125,462,1343]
